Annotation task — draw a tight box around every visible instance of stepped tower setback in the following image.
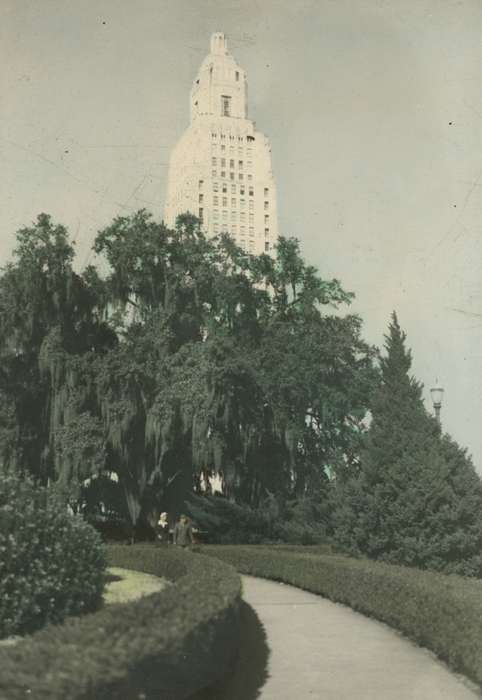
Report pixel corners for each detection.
[164,32,278,255]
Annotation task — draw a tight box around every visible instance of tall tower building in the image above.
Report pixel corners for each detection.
[164,32,278,255]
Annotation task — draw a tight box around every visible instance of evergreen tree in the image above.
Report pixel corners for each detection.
[332,312,482,576]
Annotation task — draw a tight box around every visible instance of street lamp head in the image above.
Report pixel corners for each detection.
[430,380,444,409]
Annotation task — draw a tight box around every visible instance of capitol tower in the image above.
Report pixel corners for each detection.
[164,32,278,255]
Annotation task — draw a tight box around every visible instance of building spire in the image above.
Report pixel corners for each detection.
[210,32,228,55]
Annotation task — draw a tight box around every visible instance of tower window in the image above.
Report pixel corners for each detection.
[214,223,219,233]
[240,186,245,195]
[221,158,226,167]
[264,215,269,224]
[213,195,218,205]
[231,184,236,194]
[213,182,219,192]
[221,96,231,117]
[264,228,269,236]
[264,188,269,197]
[265,241,270,252]
[238,160,243,169]
[249,200,254,210]
[212,170,217,178]
[199,194,204,203]
[221,171,226,178]
[248,187,254,196]
[235,71,239,81]
[231,198,236,207]
[264,201,269,210]
[212,157,216,166]
[198,208,203,221]
[230,172,235,180]
[222,196,228,207]
[230,159,234,168]
[222,184,227,193]
[198,180,204,189]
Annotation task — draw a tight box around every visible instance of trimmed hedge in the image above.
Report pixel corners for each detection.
[202,544,482,688]
[0,472,105,637]
[0,545,241,700]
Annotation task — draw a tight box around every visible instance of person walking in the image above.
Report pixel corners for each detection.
[156,512,170,545]
[173,514,194,548]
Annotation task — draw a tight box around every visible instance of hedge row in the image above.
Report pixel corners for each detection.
[0,545,241,700]
[202,544,482,688]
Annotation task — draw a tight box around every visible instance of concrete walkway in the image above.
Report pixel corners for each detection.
[206,575,481,700]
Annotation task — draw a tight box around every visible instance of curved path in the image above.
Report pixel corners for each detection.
[204,575,481,700]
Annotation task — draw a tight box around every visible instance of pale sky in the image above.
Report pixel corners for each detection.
[1,0,481,470]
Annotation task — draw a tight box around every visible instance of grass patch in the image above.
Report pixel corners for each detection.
[103,566,168,605]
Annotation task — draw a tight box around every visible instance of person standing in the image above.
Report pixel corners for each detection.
[156,512,170,545]
[173,514,194,548]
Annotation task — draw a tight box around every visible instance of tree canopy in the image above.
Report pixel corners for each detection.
[0,211,376,530]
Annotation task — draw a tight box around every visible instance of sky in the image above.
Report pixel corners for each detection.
[1,0,481,469]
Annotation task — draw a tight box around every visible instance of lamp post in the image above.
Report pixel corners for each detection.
[430,380,444,424]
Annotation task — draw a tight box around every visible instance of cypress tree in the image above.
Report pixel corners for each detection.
[333,312,482,576]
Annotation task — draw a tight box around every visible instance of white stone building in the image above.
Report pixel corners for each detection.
[164,32,278,255]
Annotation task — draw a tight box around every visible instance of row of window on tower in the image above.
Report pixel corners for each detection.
[213,143,253,157]
[199,180,269,198]
[211,157,252,170]
[211,132,255,143]
[204,196,269,210]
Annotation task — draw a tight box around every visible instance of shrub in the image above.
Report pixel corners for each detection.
[0,471,106,638]
[203,545,482,689]
[185,493,328,544]
[0,545,241,700]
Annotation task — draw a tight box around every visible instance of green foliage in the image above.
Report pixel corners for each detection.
[204,545,482,689]
[186,493,328,544]
[0,214,116,482]
[331,313,482,576]
[0,470,106,637]
[0,209,376,525]
[0,545,241,700]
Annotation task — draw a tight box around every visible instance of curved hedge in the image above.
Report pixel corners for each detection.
[0,472,105,638]
[0,545,241,700]
[203,544,482,688]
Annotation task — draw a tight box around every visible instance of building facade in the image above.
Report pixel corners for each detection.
[164,32,278,255]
